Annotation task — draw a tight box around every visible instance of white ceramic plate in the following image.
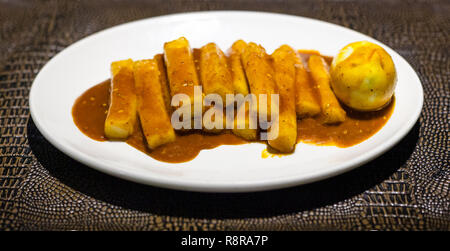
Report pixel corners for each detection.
[29,11,423,192]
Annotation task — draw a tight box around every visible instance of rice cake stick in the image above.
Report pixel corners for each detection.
[164,37,201,116]
[199,43,234,101]
[232,101,258,141]
[229,40,256,139]
[227,40,250,96]
[308,55,346,124]
[154,54,172,115]
[268,45,297,152]
[241,42,278,123]
[133,59,176,149]
[104,59,137,140]
[294,52,321,118]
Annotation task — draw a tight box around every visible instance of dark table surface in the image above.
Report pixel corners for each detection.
[0,0,448,231]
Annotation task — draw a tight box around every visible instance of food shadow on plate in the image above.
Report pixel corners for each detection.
[26,118,419,219]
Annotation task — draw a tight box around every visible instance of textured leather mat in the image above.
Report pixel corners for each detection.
[0,0,448,230]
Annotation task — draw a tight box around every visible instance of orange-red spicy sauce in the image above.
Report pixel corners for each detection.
[72,52,394,163]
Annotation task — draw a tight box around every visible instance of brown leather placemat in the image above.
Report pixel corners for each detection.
[0,0,448,231]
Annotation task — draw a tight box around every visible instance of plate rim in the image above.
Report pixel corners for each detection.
[29,10,424,192]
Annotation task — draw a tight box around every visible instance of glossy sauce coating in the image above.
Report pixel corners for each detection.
[72,53,394,163]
